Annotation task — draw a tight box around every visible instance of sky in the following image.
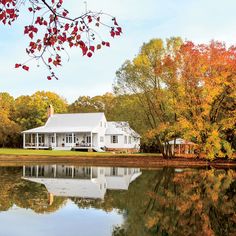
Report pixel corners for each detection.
[1,0,236,103]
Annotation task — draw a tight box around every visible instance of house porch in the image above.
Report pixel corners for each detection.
[23,132,99,151]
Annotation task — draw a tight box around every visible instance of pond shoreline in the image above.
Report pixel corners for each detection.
[0,154,235,168]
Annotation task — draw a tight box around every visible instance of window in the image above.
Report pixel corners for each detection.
[86,136,91,144]
[50,136,55,143]
[124,136,127,144]
[66,134,73,143]
[111,135,118,143]
[100,136,104,142]
[38,134,44,144]
[128,136,132,144]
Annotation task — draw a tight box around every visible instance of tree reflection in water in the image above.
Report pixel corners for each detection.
[0,166,235,236]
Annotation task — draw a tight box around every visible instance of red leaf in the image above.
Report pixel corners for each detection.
[117,27,122,33]
[15,63,21,68]
[89,46,95,52]
[64,23,69,31]
[29,32,34,39]
[87,52,93,57]
[22,65,29,71]
[106,42,110,47]
[47,76,52,80]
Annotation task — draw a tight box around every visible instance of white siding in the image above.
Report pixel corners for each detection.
[105,134,140,150]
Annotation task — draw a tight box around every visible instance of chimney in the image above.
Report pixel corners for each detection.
[47,104,54,118]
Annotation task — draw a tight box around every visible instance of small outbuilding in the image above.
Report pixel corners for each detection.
[165,138,196,155]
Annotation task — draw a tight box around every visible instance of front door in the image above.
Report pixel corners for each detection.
[48,135,55,147]
[65,134,73,146]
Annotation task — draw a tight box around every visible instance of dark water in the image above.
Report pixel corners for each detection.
[0,165,235,236]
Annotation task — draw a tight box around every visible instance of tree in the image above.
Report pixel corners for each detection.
[115,38,236,159]
[14,91,68,130]
[115,38,184,158]
[0,93,20,147]
[0,0,122,79]
[173,41,236,159]
[68,95,105,113]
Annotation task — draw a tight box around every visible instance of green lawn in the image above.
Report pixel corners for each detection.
[0,148,162,157]
[0,148,113,156]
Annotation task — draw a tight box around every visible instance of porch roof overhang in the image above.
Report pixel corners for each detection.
[165,138,196,145]
[22,126,95,134]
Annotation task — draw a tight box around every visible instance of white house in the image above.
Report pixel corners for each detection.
[22,165,142,200]
[22,105,140,152]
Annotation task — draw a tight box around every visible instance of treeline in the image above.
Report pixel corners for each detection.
[0,37,236,159]
[0,91,151,149]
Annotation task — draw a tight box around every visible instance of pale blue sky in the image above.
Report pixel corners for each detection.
[0,0,236,102]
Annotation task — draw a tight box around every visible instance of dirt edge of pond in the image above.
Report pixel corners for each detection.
[0,155,235,168]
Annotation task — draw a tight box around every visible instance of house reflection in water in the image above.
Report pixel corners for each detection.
[22,166,142,200]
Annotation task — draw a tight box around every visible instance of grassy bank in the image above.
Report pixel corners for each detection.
[0,148,162,157]
[0,148,235,168]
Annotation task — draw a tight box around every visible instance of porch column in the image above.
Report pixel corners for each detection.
[72,166,74,178]
[72,133,74,146]
[54,133,57,147]
[91,132,92,148]
[23,133,25,148]
[36,133,39,148]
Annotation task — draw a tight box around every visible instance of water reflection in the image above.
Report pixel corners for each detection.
[22,166,142,199]
[0,165,235,236]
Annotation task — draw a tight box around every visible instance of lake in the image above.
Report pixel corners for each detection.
[0,164,235,236]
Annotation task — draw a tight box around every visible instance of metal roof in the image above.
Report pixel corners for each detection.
[105,122,140,137]
[23,112,105,133]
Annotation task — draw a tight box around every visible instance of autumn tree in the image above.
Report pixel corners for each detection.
[115,38,236,159]
[0,93,20,147]
[14,91,68,130]
[115,38,184,158]
[0,0,122,79]
[173,41,236,159]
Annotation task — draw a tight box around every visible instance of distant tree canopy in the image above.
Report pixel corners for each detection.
[14,91,68,130]
[115,38,236,159]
